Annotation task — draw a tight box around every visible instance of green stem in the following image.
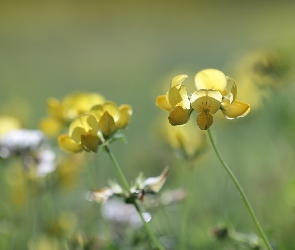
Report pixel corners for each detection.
[104,145,130,192]
[133,201,165,250]
[104,144,165,250]
[179,162,195,250]
[207,128,272,250]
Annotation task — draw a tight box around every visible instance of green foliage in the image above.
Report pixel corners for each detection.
[1,1,295,249]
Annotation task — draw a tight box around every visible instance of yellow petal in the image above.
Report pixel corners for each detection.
[191,90,222,114]
[116,104,132,129]
[89,104,104,121]
[156,95,173,112]
[226,76,237,102]
[62,92,105,120]
[58,134,83,153]
[221,100,250,119]
[102,102,120,122]
[195,69,227,92]
[70,127,86,143]
[167,85,190,109]
[39,117,63,137]
[69,114,99,142]
[99,111,116,136]
[168,106,191,126]
[196,111,213,130]
[81,135,99,152]
[170,74,188,88]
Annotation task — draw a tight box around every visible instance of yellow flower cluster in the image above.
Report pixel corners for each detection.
[40,92,105,137]
[156,69,250,130]
[50,93,132,153]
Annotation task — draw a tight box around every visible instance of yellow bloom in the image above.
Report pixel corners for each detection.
[191,69,250,129]
[58,101,132,153]
[89,102,132,137]
[62,92,105,121]
[156,75,192,126]
[58,114,99,153]
[156,69,250,130]
[40,92,105,136]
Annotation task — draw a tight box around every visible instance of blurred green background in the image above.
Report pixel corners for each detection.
[1,1,295,249]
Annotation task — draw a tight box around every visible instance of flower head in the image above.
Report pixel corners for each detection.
[58,114,100,153]
[192,69,250,129]
[57,100,132,154]
[89,102,132,137]
[156,69,250,130]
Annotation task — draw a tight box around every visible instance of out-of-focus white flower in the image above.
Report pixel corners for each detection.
[101,199,151,228]
[0,129,45,158]
[36,149,56,177]
[0,129,56,177]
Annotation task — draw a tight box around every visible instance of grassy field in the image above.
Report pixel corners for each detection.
[1,1,295,249]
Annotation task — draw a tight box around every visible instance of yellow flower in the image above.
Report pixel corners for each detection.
[58,101,132,153]
[62,92,105,120]
[40,92,105,136]
[191,69,250,129]
[156,75,192,126]
[89,102,132,137]
[58,114,99,153]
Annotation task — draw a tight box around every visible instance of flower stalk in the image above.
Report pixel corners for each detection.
[179,163,196,250]
[207,128,272,250]
[104,144,165,250]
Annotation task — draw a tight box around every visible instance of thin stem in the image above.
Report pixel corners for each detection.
[104,145,130,192]
[207,128,272,250]
[104,144,165,250]
[133,201,165,250]
[179,162,195,250]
